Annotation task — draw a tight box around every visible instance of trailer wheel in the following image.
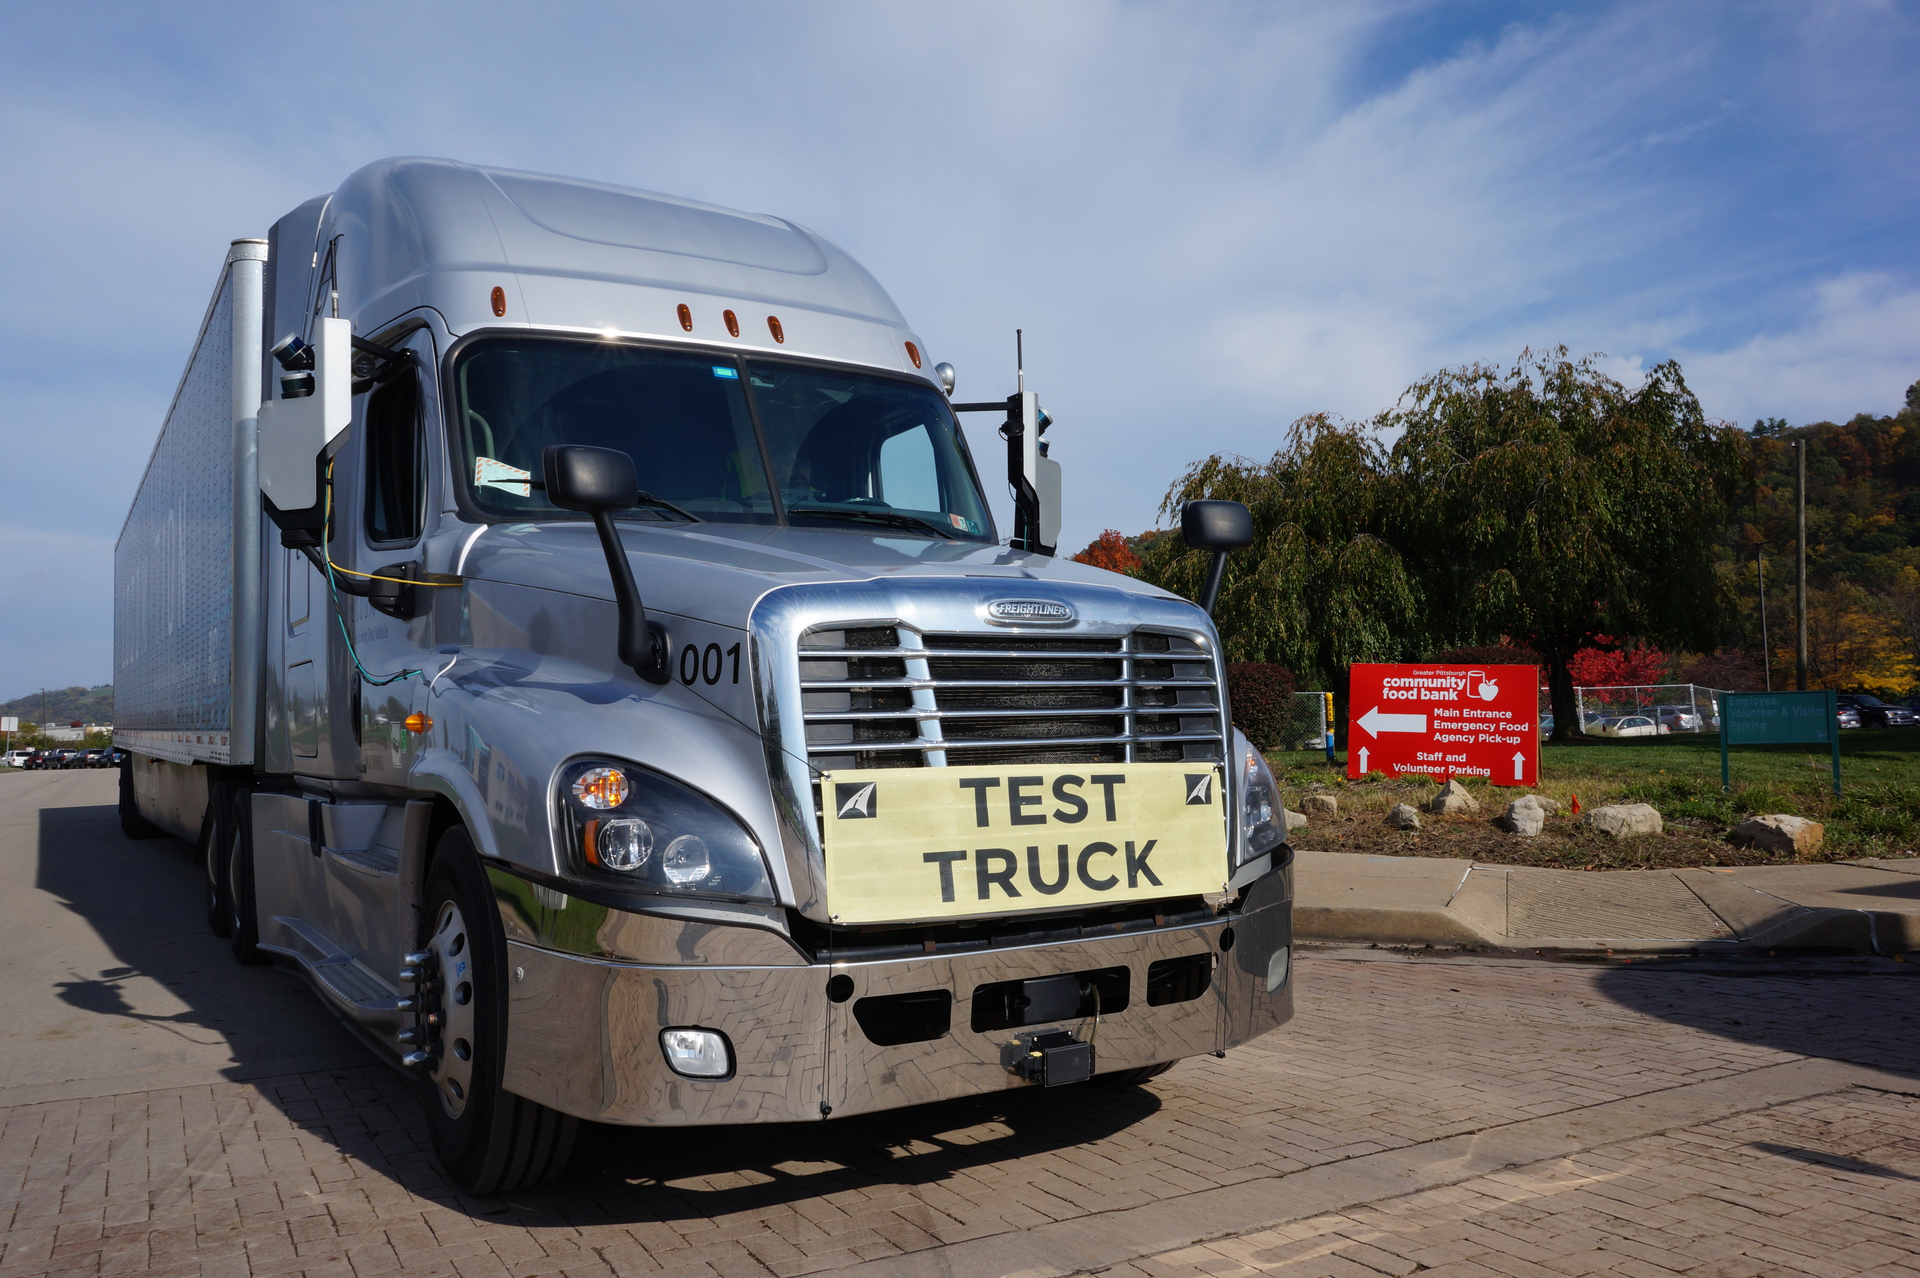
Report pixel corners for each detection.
[117,757,163,840]
[417,829,577,1195]
[227,791,267,964]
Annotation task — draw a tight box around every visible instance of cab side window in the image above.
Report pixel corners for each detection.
[365,373,426,544]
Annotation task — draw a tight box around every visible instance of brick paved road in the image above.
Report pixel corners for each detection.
[2,775,1917,1276]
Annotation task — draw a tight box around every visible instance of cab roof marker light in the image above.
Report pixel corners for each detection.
[767,315,784,343]
[723,309,740,337]
[904,340,922,369]
[490,286,507,318]
[677,303,693,332]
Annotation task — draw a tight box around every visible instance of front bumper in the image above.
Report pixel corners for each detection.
[500,866,1292,1125]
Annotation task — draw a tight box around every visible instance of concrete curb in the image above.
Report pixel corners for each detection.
[1292,850,1920,953]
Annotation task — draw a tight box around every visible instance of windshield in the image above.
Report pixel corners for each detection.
[450,338,993,541]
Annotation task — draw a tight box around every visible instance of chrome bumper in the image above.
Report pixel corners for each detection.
[501,868,1292,1126]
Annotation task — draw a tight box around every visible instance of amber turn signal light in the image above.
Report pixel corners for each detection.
[677,303,693,332]
[767,315,784,343]
[490,286,506,318]
[723,309,739,337]
[404,712,433,734]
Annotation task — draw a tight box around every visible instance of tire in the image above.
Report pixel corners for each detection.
[203,782,234,937]
[1098,1061,1177,1086]
[417,829,577,1195]
[118,758,164,840]
[227,791,267,964]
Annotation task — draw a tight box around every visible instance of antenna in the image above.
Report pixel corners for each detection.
[1016,329,1024,393]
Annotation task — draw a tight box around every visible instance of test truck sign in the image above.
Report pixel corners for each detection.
[1346,663,1539,786]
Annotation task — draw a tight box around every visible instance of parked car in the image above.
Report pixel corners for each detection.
[1,750,31,769]
[1596,715,1670,738]
[77,747,110,768]
[1837,704,1862,730]
[1836,694,1918,728]
[1651,704,1705,732]
[101,747,126,768]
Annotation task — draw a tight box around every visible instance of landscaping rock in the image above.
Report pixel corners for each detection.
[1429,779,1482,816]
[1284,809,1309,833]
[1302,794,1339,822]
[1587,803,1663,839]
[1385,803,1422,830]
[1531,796,1561,815]
[1729,814,1825,856]
[1499,795,1549,837]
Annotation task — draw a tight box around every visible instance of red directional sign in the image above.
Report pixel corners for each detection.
[1346,663,1539,786]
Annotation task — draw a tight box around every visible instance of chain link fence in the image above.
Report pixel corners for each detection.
[1546,683,1728,736]
[1274,691,1332,750]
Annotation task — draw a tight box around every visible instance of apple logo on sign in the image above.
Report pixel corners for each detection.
[1471,671,1499,701]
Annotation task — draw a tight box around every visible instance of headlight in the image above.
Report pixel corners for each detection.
[1233,727,1285,868]
[556,758,777,903]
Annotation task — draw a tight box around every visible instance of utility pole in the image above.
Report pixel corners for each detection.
[1756,546,1771,692]
[1795,440,1808,691]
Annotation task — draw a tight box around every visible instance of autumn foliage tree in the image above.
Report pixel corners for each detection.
[1072,530,1143,575]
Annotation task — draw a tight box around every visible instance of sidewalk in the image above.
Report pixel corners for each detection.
[1292,849,1920,953]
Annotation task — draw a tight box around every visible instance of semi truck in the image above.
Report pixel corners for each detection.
[114,158,1294,1194]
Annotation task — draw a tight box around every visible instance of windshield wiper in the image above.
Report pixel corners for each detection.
[788,505,957,539]
[527,478,698,522]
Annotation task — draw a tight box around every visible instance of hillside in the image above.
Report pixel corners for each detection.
[0,685,114,726]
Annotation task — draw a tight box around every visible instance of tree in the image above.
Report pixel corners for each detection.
[1566,640,1669,687]
[1072,530,1143,575]
[1139,415,1420,688]
[1384,350,1746,740]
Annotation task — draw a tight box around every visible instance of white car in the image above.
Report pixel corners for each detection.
[1596,715,1670,738]
[1651,705,1704,732]
[1,750,32,768]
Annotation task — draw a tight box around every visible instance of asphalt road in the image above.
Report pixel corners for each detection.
[1,769,1917,1277]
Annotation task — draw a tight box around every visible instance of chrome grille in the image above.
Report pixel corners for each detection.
[801,626,1224,770]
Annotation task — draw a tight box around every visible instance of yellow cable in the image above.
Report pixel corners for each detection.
[320,458,461,587]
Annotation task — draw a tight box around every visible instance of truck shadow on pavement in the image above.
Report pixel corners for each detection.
[38,796,1163,1220]
[1593,956,1920,1076]
[33,800,370,1083]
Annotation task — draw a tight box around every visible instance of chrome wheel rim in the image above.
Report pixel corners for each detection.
[426,899,478,1119]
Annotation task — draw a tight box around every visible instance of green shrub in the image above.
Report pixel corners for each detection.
[1227,662,1296,751]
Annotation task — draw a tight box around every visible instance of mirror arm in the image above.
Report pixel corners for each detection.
[1199,551,1230,617]
[588,511,669,683]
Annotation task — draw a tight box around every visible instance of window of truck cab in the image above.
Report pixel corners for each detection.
[448,336,993,541]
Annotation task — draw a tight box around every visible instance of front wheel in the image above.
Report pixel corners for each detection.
[416,830,576,1195]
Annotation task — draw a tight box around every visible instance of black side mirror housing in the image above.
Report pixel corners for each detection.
[542,445,666,682]
[544,444,639,513]
[1180,500,1254,616]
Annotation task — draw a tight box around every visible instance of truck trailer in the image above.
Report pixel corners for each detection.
[114,157,1294,1193]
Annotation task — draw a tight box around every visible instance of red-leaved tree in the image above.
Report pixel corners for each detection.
[1567,639,1668,687]
[1073,530,1143,575]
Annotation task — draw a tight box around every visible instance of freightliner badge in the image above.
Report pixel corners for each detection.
[821,762,1227,926]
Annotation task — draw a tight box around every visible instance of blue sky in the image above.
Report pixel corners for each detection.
[2,1,1917,697]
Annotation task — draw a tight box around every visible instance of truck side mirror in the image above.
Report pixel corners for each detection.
[542,445,667,683]
[1181,500,1253,617]
[258,317,352,533]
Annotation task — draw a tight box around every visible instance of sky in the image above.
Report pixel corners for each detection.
[2,0,1917,697]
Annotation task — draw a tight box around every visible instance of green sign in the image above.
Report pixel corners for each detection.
[1724,692,1834,745]
[1720,691,1839,796]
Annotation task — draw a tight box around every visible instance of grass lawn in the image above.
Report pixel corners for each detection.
[1264,728,1920,869]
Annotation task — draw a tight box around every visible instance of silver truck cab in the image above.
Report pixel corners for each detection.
[116,158,1293,1194]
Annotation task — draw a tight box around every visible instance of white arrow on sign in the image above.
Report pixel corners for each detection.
[1358,746,1370,773]
[1357,706,1427,736]
[1512,751,1524,780]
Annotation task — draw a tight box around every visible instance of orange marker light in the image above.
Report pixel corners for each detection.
[904,341,921,369]
[767,315,784,343]
[404,712,433,734]
[490,286,506,318]
[723,309,740,337]
[571,765,629,810]
[677,303,693,332]
[583,818,603,867]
